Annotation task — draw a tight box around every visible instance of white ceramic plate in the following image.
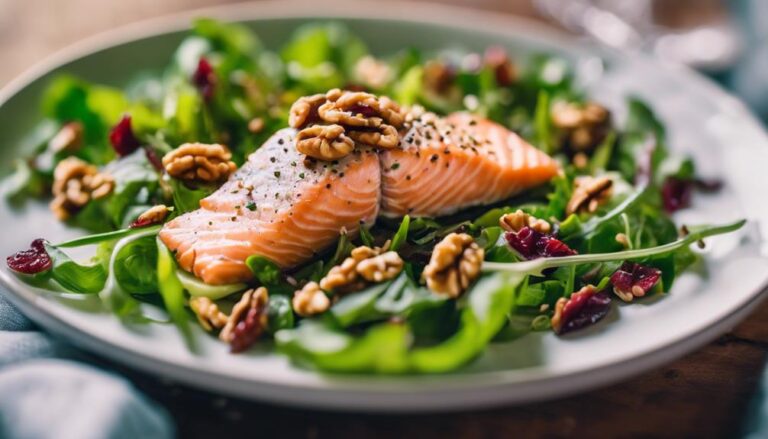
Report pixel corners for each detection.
[2,1,768,412]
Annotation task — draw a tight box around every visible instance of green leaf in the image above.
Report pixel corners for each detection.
[267,295,295,334]
[176,270,245,300]
[589,131,616,173]
[390,215,410,252]
[57,227,142,248]
[331,281,392,328]
[113,235,158,294]
[393,66,423,106]
[43,243,107,294]
[245,255,282,286]
[98,227,161,318]
[157,238,194,348]
[170,178,214,214]
[359,226,374,247]
[193,18,261,58]
[484,220,746,276]
[275,272,525,374]
[409,272,525,373]
[281,23,366,91]
[533,90,553,153]
[101,149,160,227]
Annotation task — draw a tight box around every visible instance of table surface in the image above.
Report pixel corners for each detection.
[3,0,766,437]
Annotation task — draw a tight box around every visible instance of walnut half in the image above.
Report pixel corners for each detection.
[566,176,613,216]
[190,296,228,332]
[289,89,405,160]
[50,157,114,220]
[551,101,611,152]
[162,143,237,184]
[219,287,269,353]
[422,233,484,298]
[292,281,330,317]
[295,124,355,160]
[499,210,551,234]
[356,251,404,283]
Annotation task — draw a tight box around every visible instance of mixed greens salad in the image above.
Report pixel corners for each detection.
[3,19,741,374]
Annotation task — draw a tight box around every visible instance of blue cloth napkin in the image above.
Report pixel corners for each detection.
[0,293,174,439]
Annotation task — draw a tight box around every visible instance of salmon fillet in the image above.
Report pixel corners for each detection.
[160,113,559,284]
[379,113,560,217]
[159,128,381,284]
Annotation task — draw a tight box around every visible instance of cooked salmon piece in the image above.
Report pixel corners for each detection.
[159,128,381,285]
[379,112,560,217]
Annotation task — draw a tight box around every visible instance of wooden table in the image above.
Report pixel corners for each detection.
[5,1,766,437]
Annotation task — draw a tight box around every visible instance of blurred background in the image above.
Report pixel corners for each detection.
[2,0,767,120]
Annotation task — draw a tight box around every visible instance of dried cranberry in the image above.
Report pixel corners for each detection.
[610,261,662,299]
[129,217,153,229]
[505,227,577,260]
[230,307,267,353]
[557,288,611,334]
[7,239,52,274]
[109,115,141,156]
[143,147,164,172]
[661,177,693,213]
[192,57,216,102]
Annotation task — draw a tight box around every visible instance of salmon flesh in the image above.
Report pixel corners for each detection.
[160,113,558,284]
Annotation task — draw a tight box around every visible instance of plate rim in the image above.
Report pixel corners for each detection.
[2,0,767,411]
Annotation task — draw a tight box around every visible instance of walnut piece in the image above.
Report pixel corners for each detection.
[288,89,405,160]
[247,117,265,134]
[423,60,455,94]
[319,244,386,293]
[135,204,170,227]
[566,176,613,216]
[49,122,83,154]
[162,143,237,183]
[296,124,355,160]
[289,92,328,129]
[292,281,331,317]
[346,124,399,149]
[422,233,484,298]
[190,296,228,332]
[50,157,114,220]
[551,285,597,333]
[219,287,269,352]
[356,251,404,283]
[551,101,611,152]
[317,91,405,128]
[499,210,551,234]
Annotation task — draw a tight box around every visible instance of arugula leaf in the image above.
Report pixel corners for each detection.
[533,90,553,153]
[484,220,745,276]
[359,225,375,247]
[390,215,410,252]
